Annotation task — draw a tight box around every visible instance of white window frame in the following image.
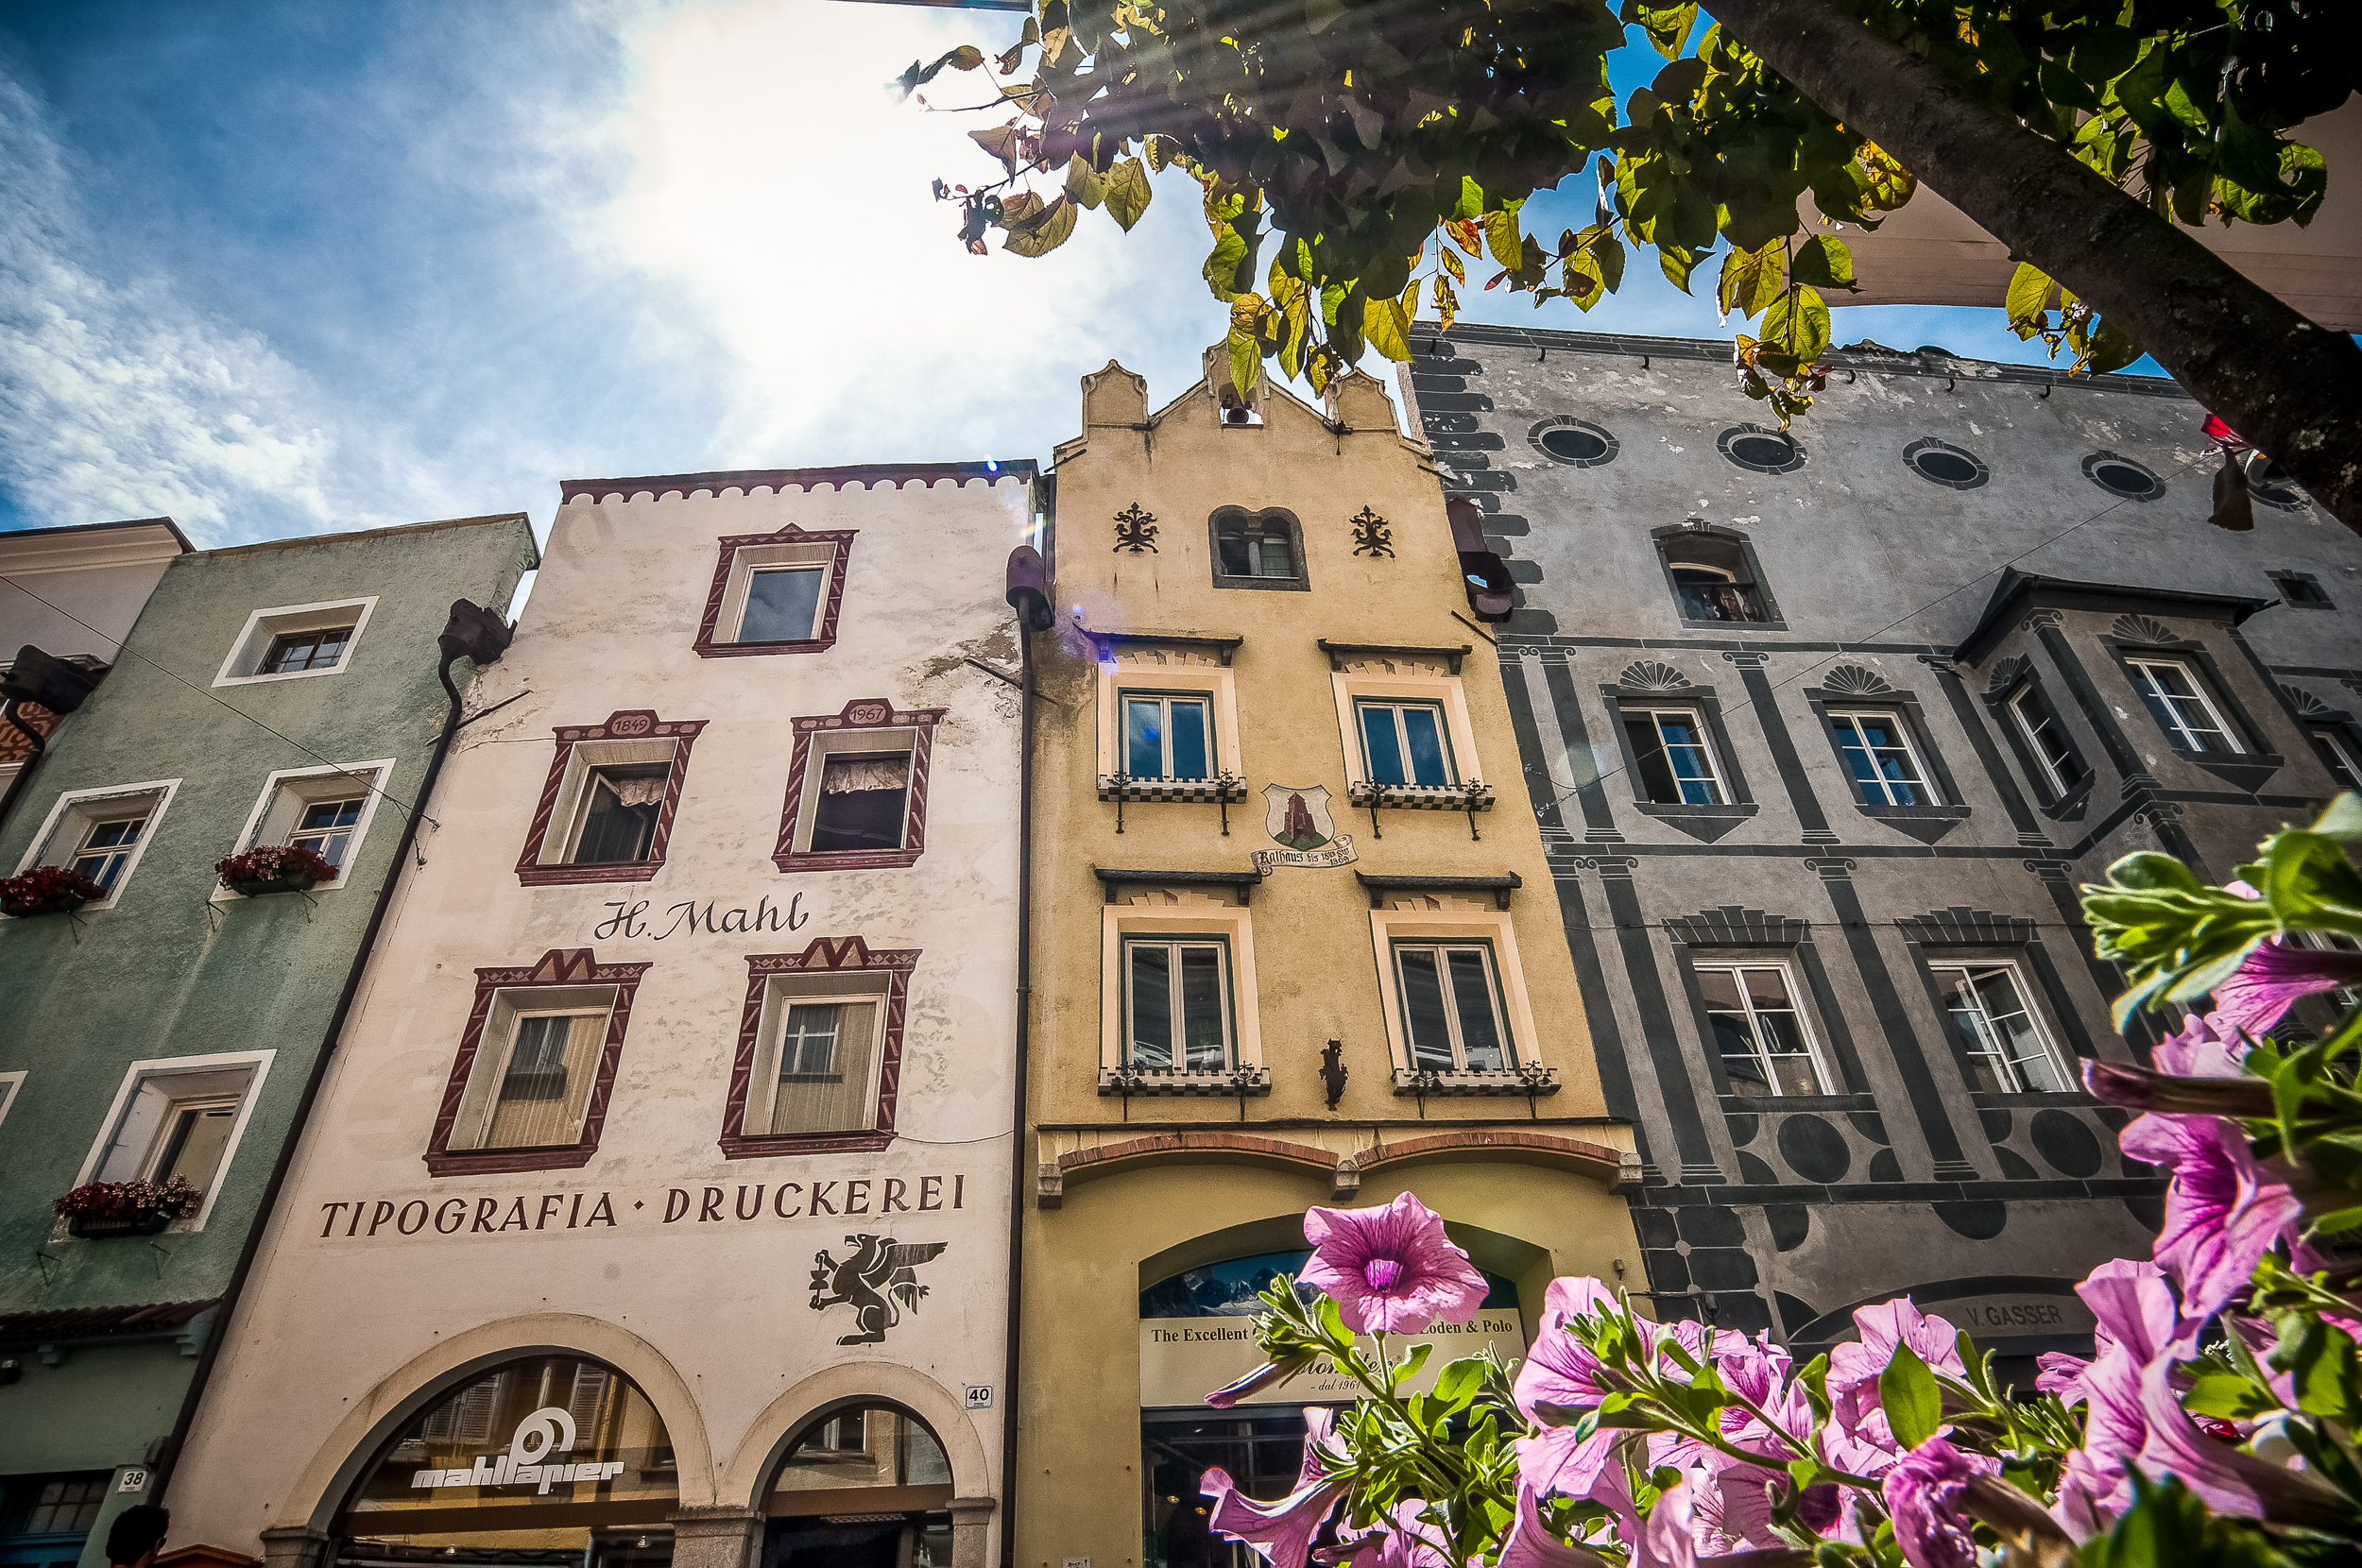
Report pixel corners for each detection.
[212,597,379,687]
[2008,684,2082,796]
[1390,940,1516,1072]
[1366,903,1546,1079]
[747,973,892,1136]
[1828,710,1941,807]
[2308,726,2360,793]
[1100,895,1264,1076]
[1120,935,1237,1072]
[10,778,182,912]
[2126,657,2244,755]
[1328,663,1483,800]
[449,986,620,1152]
[73,1049,277,1231]
[716,540,841,645]
[1118,690,1218,781]
[1096,647,1242,785]
[211,760,394,904]
[0,1070,24,1128]
[1927,961,2071,1095]
[1692,961,1832,1097]
[1624,707,1727,806]
[1356,699,1461,788]
[533,739,682,867]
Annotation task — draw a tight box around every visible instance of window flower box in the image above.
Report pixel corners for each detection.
[214,844,339,897]
[0,865,110,918]
[56,1176,199,1238]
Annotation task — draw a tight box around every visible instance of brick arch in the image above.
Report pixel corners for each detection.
[1056,1131,1337,1194]
[1355,1130,1634,1187]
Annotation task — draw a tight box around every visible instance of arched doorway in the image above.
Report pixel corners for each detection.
[761,1404,954,1568]
[332,1355,677,1568]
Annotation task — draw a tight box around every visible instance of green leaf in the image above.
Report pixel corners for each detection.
[1003,194,1077,257]
[1789,234,1857,293]
[1103,157,1152,231]
[1432,1356,1489,1409]
[2005,262,2056,338]
[1717,237,1786,317]
[1483,208,1525,273]
[1143,134,1183,174]
[1761,284,1830,364]
[1391,1339,1435,1389]
[1880,1342,1942,1450]
[1364,293,1412,362]
[1591,231,1626,293]
[2286,1318,2362,1423]
[1065,158,1104,211]
[1203,230,1248,299]
[2181,1372,2281,1420]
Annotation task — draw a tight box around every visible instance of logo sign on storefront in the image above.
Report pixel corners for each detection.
[409,1406,626,1496]
[1137,1310,1527,1407]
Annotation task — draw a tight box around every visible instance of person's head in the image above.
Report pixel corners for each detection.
[107,1504,169,1568]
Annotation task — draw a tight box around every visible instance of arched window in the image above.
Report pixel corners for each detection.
[1658,532,1776,626]
[335,1355,676,1568]
[1207,508,1308,591]
[767,1403,954,1568]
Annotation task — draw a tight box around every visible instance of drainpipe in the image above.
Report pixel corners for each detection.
[1001,543,1053,1568]
[149,600,515,1507]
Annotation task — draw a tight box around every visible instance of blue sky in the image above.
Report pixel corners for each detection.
[0,0,2164,549]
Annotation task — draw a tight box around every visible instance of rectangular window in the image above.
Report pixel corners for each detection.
[766,998,881,1135]
[1359,701,1454,787]
[70,813,148,892]
[1696,964,1823,1096]
[1124,938,1232,1071]
[7,1475,109,1538]
[1624,709,1726,806]
[2009,684,2087,796]
[2309,727,2359,793]
[86,1052,272,1219]
[1830,712,1938,806]
[1394,943,1515,1072]
[2127,659,2243,755]
[475,1010,608,1150]
[1215,518,1296,578]
[810,753,912,854]
[567,766,666,865]
[264,625,354,673]
[1122,693,1213,780]
[288,797,366,870]
[150,1099,240,1189]
[1931,964,2069,1093]
[738,566,826,643]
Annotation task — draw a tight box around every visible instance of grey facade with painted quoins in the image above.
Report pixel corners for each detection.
[1406,322,2362,1375]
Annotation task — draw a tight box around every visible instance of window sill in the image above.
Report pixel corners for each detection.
[772,846,923,872]
[1393,1067,1560,1097]
[1851,802,1969,845]
[425,1145,596,1177]
[1097,775,1249,804]
[1211,574,1309,593]
[1100,1067,1271,1097]
[519,861,664,887]
[1677,617,1789,633]
[2037,774,2097,822]
[1631,800,1756,844]
[693,634,837,659]
[1968,1089,2097,1109]
[1717,1092,1875,1112]
[720,1129,895,1158]
[2172,750,2285,793]
[1346,781,1496,811]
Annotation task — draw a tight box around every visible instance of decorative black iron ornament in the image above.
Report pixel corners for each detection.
[1112,503,1159,554]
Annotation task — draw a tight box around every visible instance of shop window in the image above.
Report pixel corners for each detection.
[517,713,705,887]
[1826,712,1940,806]
[1207,507,1309,592]
[692,522,855,657]
[2310,726,2360,792]
[1694,963,1824,1098]
[1929,963,2070,1094]
[426,948,649,1176]
[335,1355,675,1568]
[1622,708,1727,805]
[2006,681,2088,801]
[774,701,944,872]
[213,597,377,686]
[2125,657,2244,755]
[1123,691,1215,780]
[216,762,392,900]
[1393,941,1514,1072]
[768,1404,954,1566]
[722,935,916,1157]
[1655,528,1779,627]
[1124,937,1234,1072]
[12,779,179,911]
[78,1050,273,1228]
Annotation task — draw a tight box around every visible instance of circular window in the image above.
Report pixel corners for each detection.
[2081,451,2163,502]
[2248,461,2308,511]
[1718,425,1806,474]
[1527,418,1619,469]
[1903,438,1990,489]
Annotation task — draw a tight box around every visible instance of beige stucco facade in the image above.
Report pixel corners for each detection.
[1013,359,1639,1567]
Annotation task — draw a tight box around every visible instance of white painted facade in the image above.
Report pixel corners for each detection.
[170,465,1035,1568]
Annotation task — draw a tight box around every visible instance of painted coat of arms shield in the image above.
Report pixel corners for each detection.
[1263,784,1336,850]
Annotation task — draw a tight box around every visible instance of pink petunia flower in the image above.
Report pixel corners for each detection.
[2132,1349,2350,1529]
[1638,1476,1701,1568]
[2208,936,2362,1043]
[1498,1480,1614,1568]
[1881,1437,1998,1568]
[1512,1276,1619,1423]
[2116,1112,2302,1334]
[2148,1010,2251,1080]
[1299,1191,1488,1335]
[1825,1298,1966,1429]
[1203,1465,1344,1568]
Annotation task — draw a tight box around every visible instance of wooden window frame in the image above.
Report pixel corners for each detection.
[1120,933,1238,1073]
[772,699,945,873]
[691,523,855,658]
[719,935,918,1158]
[515,710,707,887]
[1389,937,1516,1072]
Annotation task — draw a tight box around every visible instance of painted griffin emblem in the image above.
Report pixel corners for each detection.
[809,1235,948,1345]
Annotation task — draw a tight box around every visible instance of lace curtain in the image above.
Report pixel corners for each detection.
[608,775,667,808]
[823,758,910,793]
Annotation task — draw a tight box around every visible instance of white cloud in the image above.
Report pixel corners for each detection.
[0,73,466,544]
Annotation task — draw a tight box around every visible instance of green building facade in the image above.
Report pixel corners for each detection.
[0,515,539,1568]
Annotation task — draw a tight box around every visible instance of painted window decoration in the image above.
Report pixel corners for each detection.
[2009,683,2088,798]
[465,1008,612,1152]
[721,936,916,1157]
[2126,658,2244,755]
[1123,691,1214,780]
[1215,514,1297,579]
[427,948,648,1176]
[775,701,944,873]
[264,624,354,674]
[517,712,704,888]
[1696,964,1823,1098]
[692,522,855,657]
[1660,534,1772,623]
[1931,963,2070,1094]
[1124,936,1233,1072]
[288,797,366,871]
[70,812,148,893]
[1395,941,1515,1073]
[1359,700,1456,788]
[1829,712,1940,806]
[1624,709,1726,806]
[2308,726,2359,793]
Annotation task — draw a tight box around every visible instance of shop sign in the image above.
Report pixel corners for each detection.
[408,1406,625,1496]
[593,892,809,942]
[1936,1293,2097,1338]
[1137,1309,1526,1408]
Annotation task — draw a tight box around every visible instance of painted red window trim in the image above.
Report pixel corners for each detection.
[719,934,919,1159]
[514,709,709,887]
[771,699,946,873]
[691,523,857,658]
[424,947,653,1177]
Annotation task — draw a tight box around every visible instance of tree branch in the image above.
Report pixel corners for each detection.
[1712,0,2362,534]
